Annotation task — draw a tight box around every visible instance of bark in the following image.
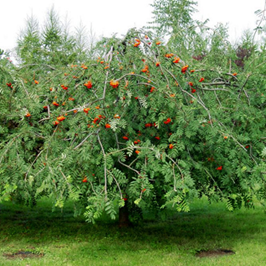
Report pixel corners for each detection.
[118,200,130,228]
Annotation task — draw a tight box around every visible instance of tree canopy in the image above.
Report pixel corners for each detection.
[1,1,266,224]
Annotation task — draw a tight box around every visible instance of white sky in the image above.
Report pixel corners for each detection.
[195,0,264,42]
[0,0,264,53]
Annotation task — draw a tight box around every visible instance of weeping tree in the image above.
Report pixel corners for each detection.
[1,1,266,226]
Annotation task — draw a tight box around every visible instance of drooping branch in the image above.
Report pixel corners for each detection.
[24,149,44,180]
[74,130,99,150]
[118,159,140,175]
[97,133,107,197]
[107,169,123,199]
[39,105,51,122]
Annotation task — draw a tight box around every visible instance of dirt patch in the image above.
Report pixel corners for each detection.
[196,249,235,258]
[3,250,44,260]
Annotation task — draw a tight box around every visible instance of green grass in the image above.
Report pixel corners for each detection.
[0,197,266,266]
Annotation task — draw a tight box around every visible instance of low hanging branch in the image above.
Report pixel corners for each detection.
[97,133,108,197]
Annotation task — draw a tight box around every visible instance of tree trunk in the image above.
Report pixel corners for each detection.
[118,200,130,228]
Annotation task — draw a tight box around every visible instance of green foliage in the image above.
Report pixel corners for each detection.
[16,8,96,68]
[1,1,266,223]
[149,0,197,35]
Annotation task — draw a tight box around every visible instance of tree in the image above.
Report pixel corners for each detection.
[16,7,96,69]
[149,0,197,36]
[1,3,266,226]
[148,0,207,55]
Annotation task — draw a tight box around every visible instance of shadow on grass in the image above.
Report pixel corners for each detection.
[0,197,265,252]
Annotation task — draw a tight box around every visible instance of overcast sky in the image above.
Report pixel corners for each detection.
[1,0,264,53]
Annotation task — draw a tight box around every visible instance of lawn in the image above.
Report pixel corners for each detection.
[0,197,266,266]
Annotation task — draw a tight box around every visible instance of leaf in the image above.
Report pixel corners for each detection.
[261,147,266,158]
[134,198,142,205]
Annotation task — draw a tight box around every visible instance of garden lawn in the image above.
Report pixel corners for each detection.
[0,197,266,266]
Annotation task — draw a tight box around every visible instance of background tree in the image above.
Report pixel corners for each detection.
[148,0,210,57]
[16,7,97,69]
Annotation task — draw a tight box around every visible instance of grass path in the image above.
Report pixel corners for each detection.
[0,197,266,265]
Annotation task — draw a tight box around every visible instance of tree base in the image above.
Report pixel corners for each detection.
[118,201,131,228]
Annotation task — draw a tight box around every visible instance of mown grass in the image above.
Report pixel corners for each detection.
[0,197,266,266]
